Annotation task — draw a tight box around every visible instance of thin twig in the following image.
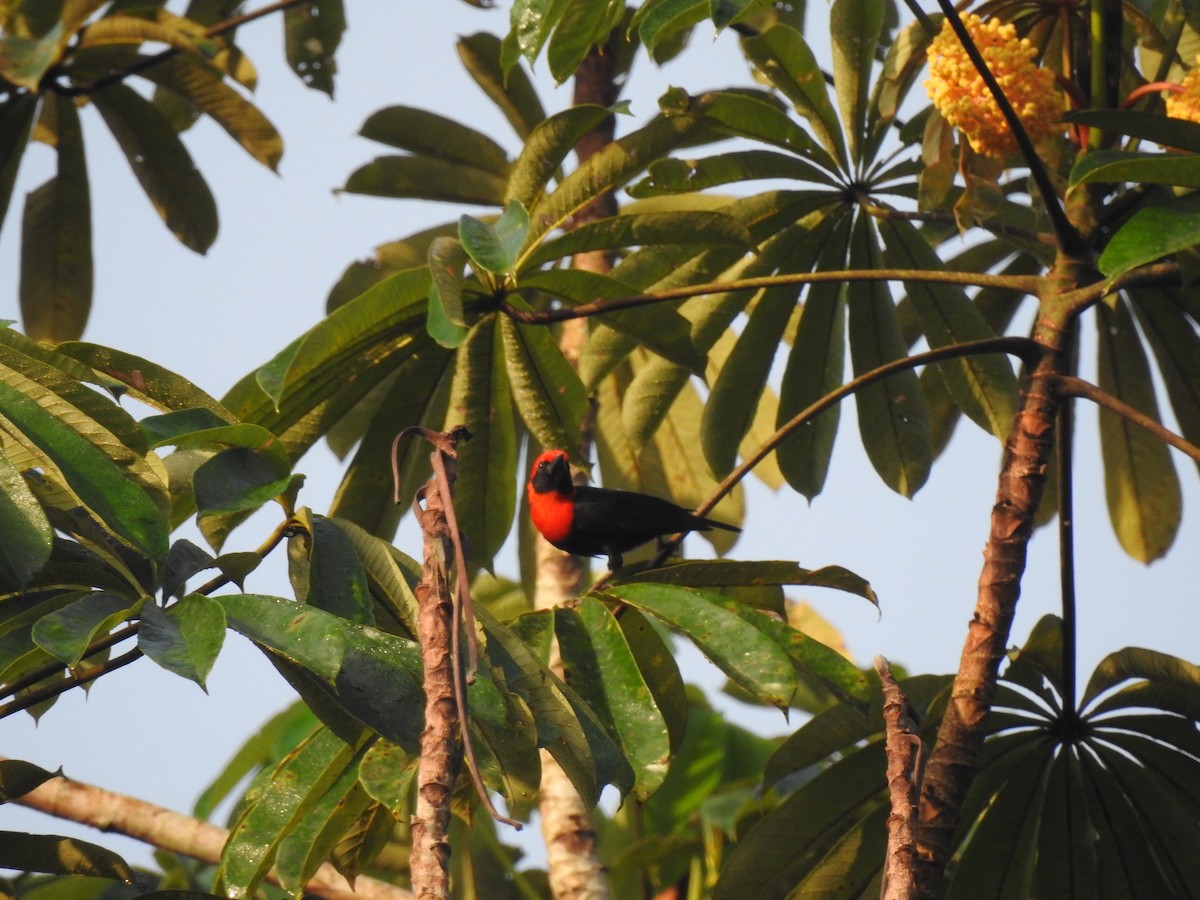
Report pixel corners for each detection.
[501,268,1044,325]
[1054,374,1200,464]
[0,647,142,719]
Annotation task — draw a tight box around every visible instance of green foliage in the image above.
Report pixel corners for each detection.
[5,1,1200,897]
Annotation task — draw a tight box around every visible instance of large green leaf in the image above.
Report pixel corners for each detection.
[137,593,225,690]
[742,24,847,168]
[633,0,707,60]
[91,84,217,254]
[829,0,884,165]
[555,596,671,798]
[216,593,345,683]
[0,444,52,587]
[846,213,931,497]
[522,209,753,271]
[545,0,625,83]
[629,149,836,197]
[776,212,851,498]
[341,155,507,206]
[506,103,612,212]
[301,515,373,625]
[1098,193,1200,281]
[31,591,140,667]
[444,316,517,569]
[1071,150,1200,188]
[1096,299,1181,561]
[359,105,510,176]
[606,582,797,708]
[878,216,1018,440]
[19,93,92,344]
[1066,108,1200,154]
[283,0,345,96]
[499,302,587,454]
[526,107,713,248]
[216,726,361,897]
[0,366,169,560]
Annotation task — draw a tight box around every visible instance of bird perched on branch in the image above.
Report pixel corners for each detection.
[526,449,740,571]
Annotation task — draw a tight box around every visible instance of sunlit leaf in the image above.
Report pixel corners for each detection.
[506,103,612,212]
[0,447,52,586]
[1096,299,1181,561]
[31,591,140,667]
[0,831,135,883]
[456,32,546,141]
[1098,193,1200,281]
[341,155,507,206]
[359,105,510,176]
[459,199,530,276]
[830,0,885,164]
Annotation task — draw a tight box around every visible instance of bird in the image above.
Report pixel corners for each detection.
[526,449,741,570]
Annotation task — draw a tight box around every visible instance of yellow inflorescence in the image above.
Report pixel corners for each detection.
[925,14,1065,158]
[1166,61,1200,124]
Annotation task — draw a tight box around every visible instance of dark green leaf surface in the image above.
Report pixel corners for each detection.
[0,758,61,803]
[31,592,139,667]
[830,0,885,164]
[459,200,530,276]
[0,94,37,240]
[456,32,546,141]
[1099,193,1200,280]
[0,447,52,586]
[506,103,612,211]
[426,236,470,348]
[217,593,345,683]
[499,305,587,453]
[91,84,217,254]
[341,155,507,206]
[608,583,797,708]
[0,831,135,883]
[137,594,226,690]
[19,94,91,343]
[359,105,510,175]
[284,0,345,96]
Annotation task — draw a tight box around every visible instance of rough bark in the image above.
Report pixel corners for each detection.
[9,759,411,899]
[914,331,1069,894]
[875,657,923,900]
[410,437,465,900]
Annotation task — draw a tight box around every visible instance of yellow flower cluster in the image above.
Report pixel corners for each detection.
[1166,61,1200,124]
[925,14,1065,158]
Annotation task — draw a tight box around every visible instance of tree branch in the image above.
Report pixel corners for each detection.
[875,657,924,900]
[7,758,412,899]
[1054,374,1200,464]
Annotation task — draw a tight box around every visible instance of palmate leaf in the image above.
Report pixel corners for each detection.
[829,0,885,166]
[847,212,931,497]
[1096,299,1181,562]
[878,215,1019,440]
[19,93,92,344]
[729,616,1200,898]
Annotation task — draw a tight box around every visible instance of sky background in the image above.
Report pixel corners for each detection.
[2,1,1197,875]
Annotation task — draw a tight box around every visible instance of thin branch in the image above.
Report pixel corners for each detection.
[1056,394,1079,720]
[8,758,412,899]
[1054,374,1200,464]
[0,647,142,720]
[60,0,306,95]
[502,268,1044,325]
[695,336,1045,519]
[932,0,1086,256]
[876,656,925,900]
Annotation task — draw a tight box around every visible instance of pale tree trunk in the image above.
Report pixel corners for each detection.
[8,758,412,900]
[532,35,621,900]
